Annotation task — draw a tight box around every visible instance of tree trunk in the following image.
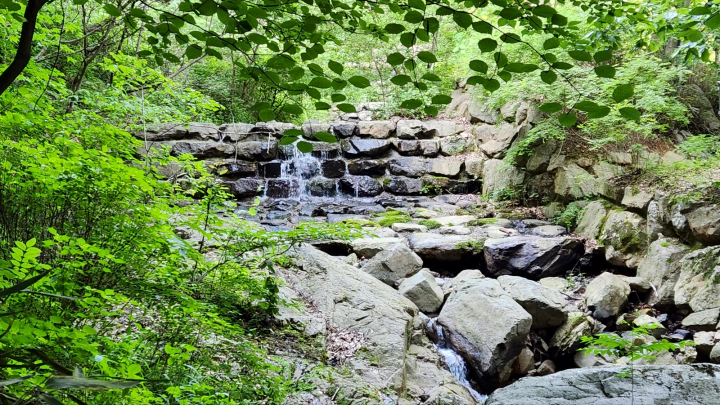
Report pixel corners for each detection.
[0,0,47,97]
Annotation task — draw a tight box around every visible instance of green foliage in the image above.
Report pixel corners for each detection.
[676,134,720,159]
[467,218,499,226]
[455,240,484,254]
[372,210,411,227]
[553,202,587,230]
[580,323,693,364]
[418,219,441,230]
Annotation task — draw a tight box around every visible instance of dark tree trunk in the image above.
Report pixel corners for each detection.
[0,0,48,97]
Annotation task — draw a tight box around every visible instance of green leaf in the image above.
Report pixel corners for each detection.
[551,13,567,26]
[568,50,592,62]
[552,62,573,69]
[469,60,488,73]
[558,113,577,127]
[314,101,331,110]
[405,10,424,23]
[424,106,439,116]
[348,76,370,88]
[0,268,51,299]
[543,37,560,50]
[390,75,412,86]
[309,77,333,88]
[593,50,613,63]
[431,95,452,104]
[690,7,711,15]
[466,76,485,85]
[103,4,122,16]
[400,99,423,109]
[45,376,141,390]
[497,71,512,82]
[336,103,356,113]
[500,33,521,44]
[331,93,347,102]
[540,70,557,84]
[422,73,442,82]
[297,141,313,153]
[504,63,539,73]
[453,11,473,29]
[282,103,303,115]
[408,0,425,10]
[499,7,522,20]
[594,65,616,78]
[619,107,641,121]
[387,52,405,66]
[575,100,602,112]
[328,60,344,75]
[279,136,298,145]
[706,14,720,30]
[482,78,500,92]
[472,21,493,34]
[385,23,406,34]
[532,5,556,18]
[612,84,634,103]
[417,51,437,63]
[539,102,562,113]
[314,131,338,142]
[259,109,276,121]
[284,129,304,137]
[185,44,203,59]
[586,106,611,119]
[478,38,497,52]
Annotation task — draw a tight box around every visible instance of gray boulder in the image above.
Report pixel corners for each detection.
[477,123,525,158]
[235,140,279,160]
[584,273,630,320]
[485,364,720,405]
[341,137,392,157]
[636,238,690,307]
[440,134,473,155]
[339,176,383,197]
[171,141,235,159]
[621,187,653,211]
[554,163,596,200]
[361,243,424,286]
[330,121,358,138]
[482,159,525,198]
[357,120,396,139]
[347,159,387,176]
[224,178,264,198]
[398,269,445,313]
[549,312,602,356]
[573,201,608,239]
[681,308,720,331]
[688,205,720,245]
[407,233,484,262]
[484,236,584,280]
[352,237,406,258]
[437,278,532,389]
[599,210,648,269]
[498,276,570,329]
[385,176,423,195]
[674,246,720,311]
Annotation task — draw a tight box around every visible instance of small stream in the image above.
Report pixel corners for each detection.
[428,318,487,402]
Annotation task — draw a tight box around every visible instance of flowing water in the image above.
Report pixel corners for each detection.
[428,318,487,402]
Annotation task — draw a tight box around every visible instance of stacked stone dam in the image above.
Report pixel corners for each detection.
[135,113,492,199]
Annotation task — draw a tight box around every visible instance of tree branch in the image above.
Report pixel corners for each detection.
[0,0,49,97]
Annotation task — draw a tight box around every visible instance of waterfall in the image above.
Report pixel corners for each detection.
[429,318,487,402]
[277,141,323,198]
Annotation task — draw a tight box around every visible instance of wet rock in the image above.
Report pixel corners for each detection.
[257,160,282,178]
[321,160,346,178]
[584,273,630,320]
[251,121,299,136]
[385,177,423,195]
[361,243,423,286]
[341,137,392,157]
[437,277,532,389]
[688,205,720,245]
[136,123,189,141]
[396,139,441,157]
[485,364,720,405]
[171,141,235,158]
[483,236,584,280]
[224,178,264,198]
[357,120,395,139]
[352,237,407,259]
[235,140,279,160]
[347,159,387,176]
[498,275,570,329]
[599,210,648,269]
[636,238,690,307]
[330,121,358,138]
[265,179,298,198]
[681,308,720,331]
[398,269,444,313]
[306,177,337,197]
[674,246,720,311]
[215,161,256,177]
[339,176,383,197]
[407,233,483,262]
[347,205,386,215]
[326,214,367,224]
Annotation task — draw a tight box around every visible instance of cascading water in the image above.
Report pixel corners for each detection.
[428,318,487,402]
[272,141,323,198]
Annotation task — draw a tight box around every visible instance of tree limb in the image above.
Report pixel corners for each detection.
[0,0,49,97]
